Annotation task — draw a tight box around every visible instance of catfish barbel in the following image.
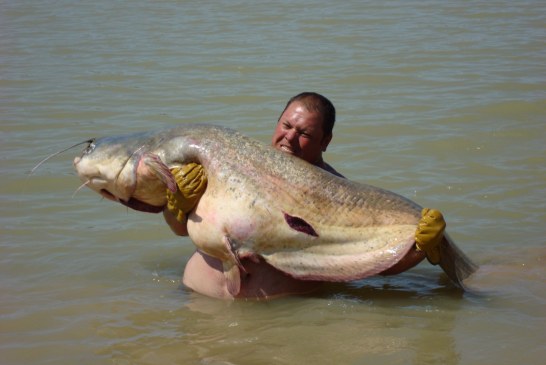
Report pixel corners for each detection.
[72,124,477,293]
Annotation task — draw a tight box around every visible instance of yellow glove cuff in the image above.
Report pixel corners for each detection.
[415,208,446,265]
[165,163,207,223]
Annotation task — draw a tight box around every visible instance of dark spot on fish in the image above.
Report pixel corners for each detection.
[283,212,318,237]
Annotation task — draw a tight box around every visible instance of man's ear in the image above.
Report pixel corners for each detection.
[321,133,332,152]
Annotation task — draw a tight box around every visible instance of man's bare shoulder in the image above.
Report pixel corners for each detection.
[322,161,345,178]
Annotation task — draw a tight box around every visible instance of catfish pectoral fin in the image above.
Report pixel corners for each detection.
[141,153,177,192]
[438,233,479,289]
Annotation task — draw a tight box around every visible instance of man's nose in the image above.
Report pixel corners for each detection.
[284,129,297,141]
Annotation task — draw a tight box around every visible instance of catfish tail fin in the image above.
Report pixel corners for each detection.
[438,233,478,289]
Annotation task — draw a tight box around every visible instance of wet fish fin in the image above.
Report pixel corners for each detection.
[438,233,479,289]
[220,235,246,296]
[141,153,177,192]
[223,262,241,297]
[262,227,418,282]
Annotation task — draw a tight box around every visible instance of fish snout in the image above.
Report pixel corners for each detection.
[73,156,131,202]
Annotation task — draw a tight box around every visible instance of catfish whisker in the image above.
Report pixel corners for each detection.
[72,180,90,198]
[30,139,95,175]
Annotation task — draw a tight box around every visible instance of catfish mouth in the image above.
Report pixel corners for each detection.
[100,189,164,213]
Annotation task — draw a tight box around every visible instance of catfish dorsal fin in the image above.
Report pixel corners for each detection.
[141,153,177,192]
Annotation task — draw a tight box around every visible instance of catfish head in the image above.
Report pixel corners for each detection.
[73,132,178,213]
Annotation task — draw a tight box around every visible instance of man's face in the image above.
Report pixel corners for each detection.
[271,101,332,165]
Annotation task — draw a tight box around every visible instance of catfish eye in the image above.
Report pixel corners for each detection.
[83,141,96,155]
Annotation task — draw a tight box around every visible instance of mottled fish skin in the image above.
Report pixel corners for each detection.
[74,124,423,282]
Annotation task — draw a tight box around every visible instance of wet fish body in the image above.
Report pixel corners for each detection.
[73,124,476,289]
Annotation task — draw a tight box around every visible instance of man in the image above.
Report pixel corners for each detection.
[164,92,436,299]
[271,92,343,177]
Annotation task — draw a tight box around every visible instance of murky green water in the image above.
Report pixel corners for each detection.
[2,1,545,364]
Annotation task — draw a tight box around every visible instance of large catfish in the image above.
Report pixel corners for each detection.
[73,124,477,292]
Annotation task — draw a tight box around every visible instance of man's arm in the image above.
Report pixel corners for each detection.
[163,209,189,236]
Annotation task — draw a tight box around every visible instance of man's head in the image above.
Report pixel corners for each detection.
[271,92,336,165]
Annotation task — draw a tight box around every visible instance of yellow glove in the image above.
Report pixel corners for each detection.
[165,163,207,223]
[415,208,446,265]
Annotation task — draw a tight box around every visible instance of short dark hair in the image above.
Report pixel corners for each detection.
[279,92,336,136]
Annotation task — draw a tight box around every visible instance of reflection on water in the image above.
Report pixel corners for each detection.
[1,0,545,364]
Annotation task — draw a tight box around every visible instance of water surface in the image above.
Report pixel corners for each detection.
[1,1,545,364]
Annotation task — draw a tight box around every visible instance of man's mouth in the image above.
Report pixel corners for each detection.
[279,145,294,154]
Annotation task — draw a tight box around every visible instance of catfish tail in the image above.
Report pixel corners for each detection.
[438,233,478,289]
